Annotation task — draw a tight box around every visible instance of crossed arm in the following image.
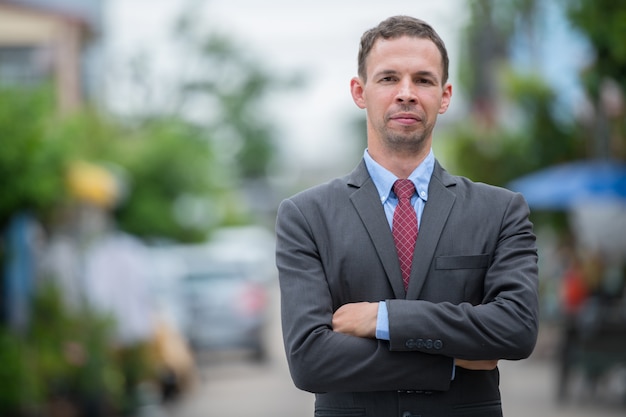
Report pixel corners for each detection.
[332,302,499,371]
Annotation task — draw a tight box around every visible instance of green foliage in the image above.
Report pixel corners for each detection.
[443,125,528,186]
[446,0,626,238]
[0,283,127,415]
[49,111,232,242]
[44,108,125,164]
[566,0,626,96]
[30,284,122,397]
[113,118,230,242]
[450,0,625,188]
[446,68,584,187]
[0,87,71,229]
[502,70,585,167]
[172,13,299,179]
[0,85,240,242]
[0,327,39,412]
[1,6,300,242]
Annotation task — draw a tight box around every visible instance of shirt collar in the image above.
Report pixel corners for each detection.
[363,148,434,204]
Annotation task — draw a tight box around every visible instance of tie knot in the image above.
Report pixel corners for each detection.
[393,179,416,200]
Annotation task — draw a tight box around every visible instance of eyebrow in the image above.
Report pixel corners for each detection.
[372,69,399,79]
[373,69,439,81]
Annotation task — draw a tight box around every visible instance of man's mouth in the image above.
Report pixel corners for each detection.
[390,113,421,126]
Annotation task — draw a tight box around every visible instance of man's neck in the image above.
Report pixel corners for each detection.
[368,145,431,179]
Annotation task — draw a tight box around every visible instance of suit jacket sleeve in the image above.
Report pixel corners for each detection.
[386,186,539,361]
[276,193,454,394]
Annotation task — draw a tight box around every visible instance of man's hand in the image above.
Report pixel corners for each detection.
[332,302,378,338]
[455,359,499,371]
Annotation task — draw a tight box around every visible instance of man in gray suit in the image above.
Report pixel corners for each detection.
[275,15,538,417]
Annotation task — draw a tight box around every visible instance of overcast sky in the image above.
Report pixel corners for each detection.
[104,0,468,179]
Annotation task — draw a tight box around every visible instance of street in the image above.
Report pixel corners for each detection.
[500,357,625,417]
[152,284,625,417]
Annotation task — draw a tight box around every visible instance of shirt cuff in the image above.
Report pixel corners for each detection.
[377,301,454,379]
[376,301,390,340]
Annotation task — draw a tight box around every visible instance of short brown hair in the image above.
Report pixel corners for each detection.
[357,15,449,84]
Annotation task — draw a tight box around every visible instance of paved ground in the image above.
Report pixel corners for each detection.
[500,357,626,417]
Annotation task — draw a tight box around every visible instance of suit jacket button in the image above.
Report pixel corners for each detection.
[405,339,416,349]
[433,339,443,350]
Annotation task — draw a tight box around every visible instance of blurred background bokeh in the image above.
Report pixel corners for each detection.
[1,0,625,416]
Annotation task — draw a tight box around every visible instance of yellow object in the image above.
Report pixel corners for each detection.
[66,161,119,208]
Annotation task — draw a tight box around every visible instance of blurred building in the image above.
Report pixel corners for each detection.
[0,0,103,112]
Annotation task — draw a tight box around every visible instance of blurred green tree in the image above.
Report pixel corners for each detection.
[0,283,126,416]
[171,12,303,180]
[565,0,626,159]
[566,0,626,97]
[1,6,300,243]
[440,0,596,237]
[0,87,70,230]
[122,8,303,182]
[101,6,304,235]
[443,0,623,187]
[175,31,280,179]
[112,118,231,242]
[42,108,233,242]
[439,0,626,260]
[0,86,242,243]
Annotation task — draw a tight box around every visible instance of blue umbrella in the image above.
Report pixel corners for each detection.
[507,160,626,210]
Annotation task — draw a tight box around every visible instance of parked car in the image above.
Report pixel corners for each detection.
[178,255,269,361]
[147,227,275,362]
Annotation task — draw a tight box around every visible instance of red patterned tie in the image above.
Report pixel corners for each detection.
[392,179,418,291]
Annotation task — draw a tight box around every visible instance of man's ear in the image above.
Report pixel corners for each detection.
[439,82,452,114]
[350,77,367,109]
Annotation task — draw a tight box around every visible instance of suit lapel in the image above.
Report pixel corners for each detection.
[407,162,457,299]
[348,161,406,299]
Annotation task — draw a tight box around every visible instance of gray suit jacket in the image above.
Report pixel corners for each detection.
[275,159,539,417]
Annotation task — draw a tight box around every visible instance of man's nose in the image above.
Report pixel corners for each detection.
[395,79,418,103]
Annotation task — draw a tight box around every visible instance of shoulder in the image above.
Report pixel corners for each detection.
[282,160,369,206]
[435,162,526,208]
[457,175,516,199]
[276,174,360,234]
[276,175,352,226]
[286,175,351,204]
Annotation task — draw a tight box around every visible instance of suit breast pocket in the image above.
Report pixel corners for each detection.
[431,254,490,304]
[435,254,490,270]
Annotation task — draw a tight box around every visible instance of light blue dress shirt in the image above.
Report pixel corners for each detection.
[362,148,434,341]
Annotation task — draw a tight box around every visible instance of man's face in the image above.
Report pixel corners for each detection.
[350,36,452,154]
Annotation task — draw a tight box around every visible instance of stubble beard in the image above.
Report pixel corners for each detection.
[376,104,434,155]
[379,122,431,156]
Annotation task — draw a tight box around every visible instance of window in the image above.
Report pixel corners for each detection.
[0,46,52,86]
